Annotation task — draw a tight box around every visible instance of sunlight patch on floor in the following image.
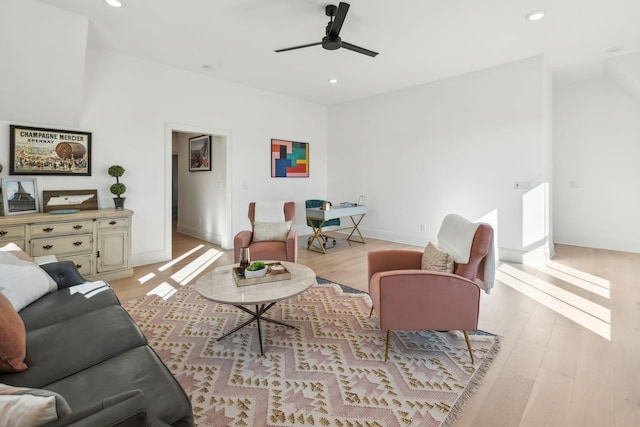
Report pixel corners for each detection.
[146,282,177,300]
[498,264,611,340]
[158,244,205,272]
[170,249,223,286]
[137,272,156,284]
[501,264,610,322]
[545,260,610,294]
[124,243,224,300]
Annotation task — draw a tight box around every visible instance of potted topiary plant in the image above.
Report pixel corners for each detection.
[108,165,127,209]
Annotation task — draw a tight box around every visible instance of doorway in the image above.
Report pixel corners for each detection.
[165,123,232,261]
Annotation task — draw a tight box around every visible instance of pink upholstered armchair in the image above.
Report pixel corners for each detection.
[234,202,298,263]
[367,220,493,363]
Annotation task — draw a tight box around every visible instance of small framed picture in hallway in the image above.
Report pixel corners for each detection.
[189,135,211,172]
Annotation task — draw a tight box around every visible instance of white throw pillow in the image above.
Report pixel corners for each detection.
[0,383,72,427]
[421,242,454,273]
[0,252,57,312]
[0,242,32,262]
[253,221,292,242]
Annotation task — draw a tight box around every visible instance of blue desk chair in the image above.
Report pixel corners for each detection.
[306,199,340,249]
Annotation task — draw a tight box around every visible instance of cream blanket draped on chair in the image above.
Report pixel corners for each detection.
[254,201,285,223]
[437,213,496,294]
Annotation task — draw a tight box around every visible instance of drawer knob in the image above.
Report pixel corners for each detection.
[76,264,82,269]
[0,230,7,236]
[43,227,54,232]
[73,225,83,230]
[73,241,83,246]
[109,221,117,225]
[42,244,53,250]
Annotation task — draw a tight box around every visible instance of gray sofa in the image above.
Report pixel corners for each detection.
[0,261,194,427]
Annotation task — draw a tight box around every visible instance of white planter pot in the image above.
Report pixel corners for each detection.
[244,267,267,278]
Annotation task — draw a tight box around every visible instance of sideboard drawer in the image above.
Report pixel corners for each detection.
[97,217,130,230]
[30,220,94,237]
[58,254,93,276]
[31,234,93,257]
[0,239,25,251]
[0,225,26,241]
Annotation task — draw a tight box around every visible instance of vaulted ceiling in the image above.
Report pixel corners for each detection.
[32,0,640,105]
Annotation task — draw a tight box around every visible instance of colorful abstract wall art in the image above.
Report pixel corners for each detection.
[271,139,309,178]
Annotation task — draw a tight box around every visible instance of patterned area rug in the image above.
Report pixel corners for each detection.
[124,280,500,426]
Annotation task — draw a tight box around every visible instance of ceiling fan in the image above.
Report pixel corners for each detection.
[275,2,378,57]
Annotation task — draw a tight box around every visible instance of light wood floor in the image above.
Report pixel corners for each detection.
[110,229,640,426]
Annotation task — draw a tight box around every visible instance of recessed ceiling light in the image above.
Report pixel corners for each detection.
[328,78,338,84]
[526,10,545,21]
[104,0,125,8]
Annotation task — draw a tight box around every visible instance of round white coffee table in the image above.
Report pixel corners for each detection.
[195,261,316,356]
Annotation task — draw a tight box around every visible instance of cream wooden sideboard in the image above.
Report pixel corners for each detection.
[0,209,133,282]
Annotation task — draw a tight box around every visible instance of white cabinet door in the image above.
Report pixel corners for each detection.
[97,228,130,273]
[96,214,131,275]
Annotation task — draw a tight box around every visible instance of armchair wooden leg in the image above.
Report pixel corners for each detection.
[369,306,374,317]
[384,330,391,363]
[463,330,474,364]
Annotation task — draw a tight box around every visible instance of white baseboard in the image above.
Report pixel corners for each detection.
[177,224,221,246]
[132,249,168,267]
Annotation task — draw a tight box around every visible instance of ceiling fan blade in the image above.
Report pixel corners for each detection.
[341,41,378,57]
[328,2,350,39]
[274,42,322,53]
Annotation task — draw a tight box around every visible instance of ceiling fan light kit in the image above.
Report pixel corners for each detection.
[275,2,378,57]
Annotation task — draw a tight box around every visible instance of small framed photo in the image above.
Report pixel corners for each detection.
[1,178,39,215]
[189,135,211,172]
[10,125,92,176]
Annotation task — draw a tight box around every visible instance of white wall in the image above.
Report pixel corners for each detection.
[91,49,327,265]
[0,47,328,266]
[0,0,87,127]
[605,51,640,105]
[554,78,640,252]
[328,56,553,261]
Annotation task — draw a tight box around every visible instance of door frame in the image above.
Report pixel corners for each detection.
[164,122,233,260]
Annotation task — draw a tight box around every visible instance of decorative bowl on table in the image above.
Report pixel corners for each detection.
[244,261,267,278]
[269,264,285,275]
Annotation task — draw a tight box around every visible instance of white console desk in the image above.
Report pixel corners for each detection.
[305,205,366,254]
